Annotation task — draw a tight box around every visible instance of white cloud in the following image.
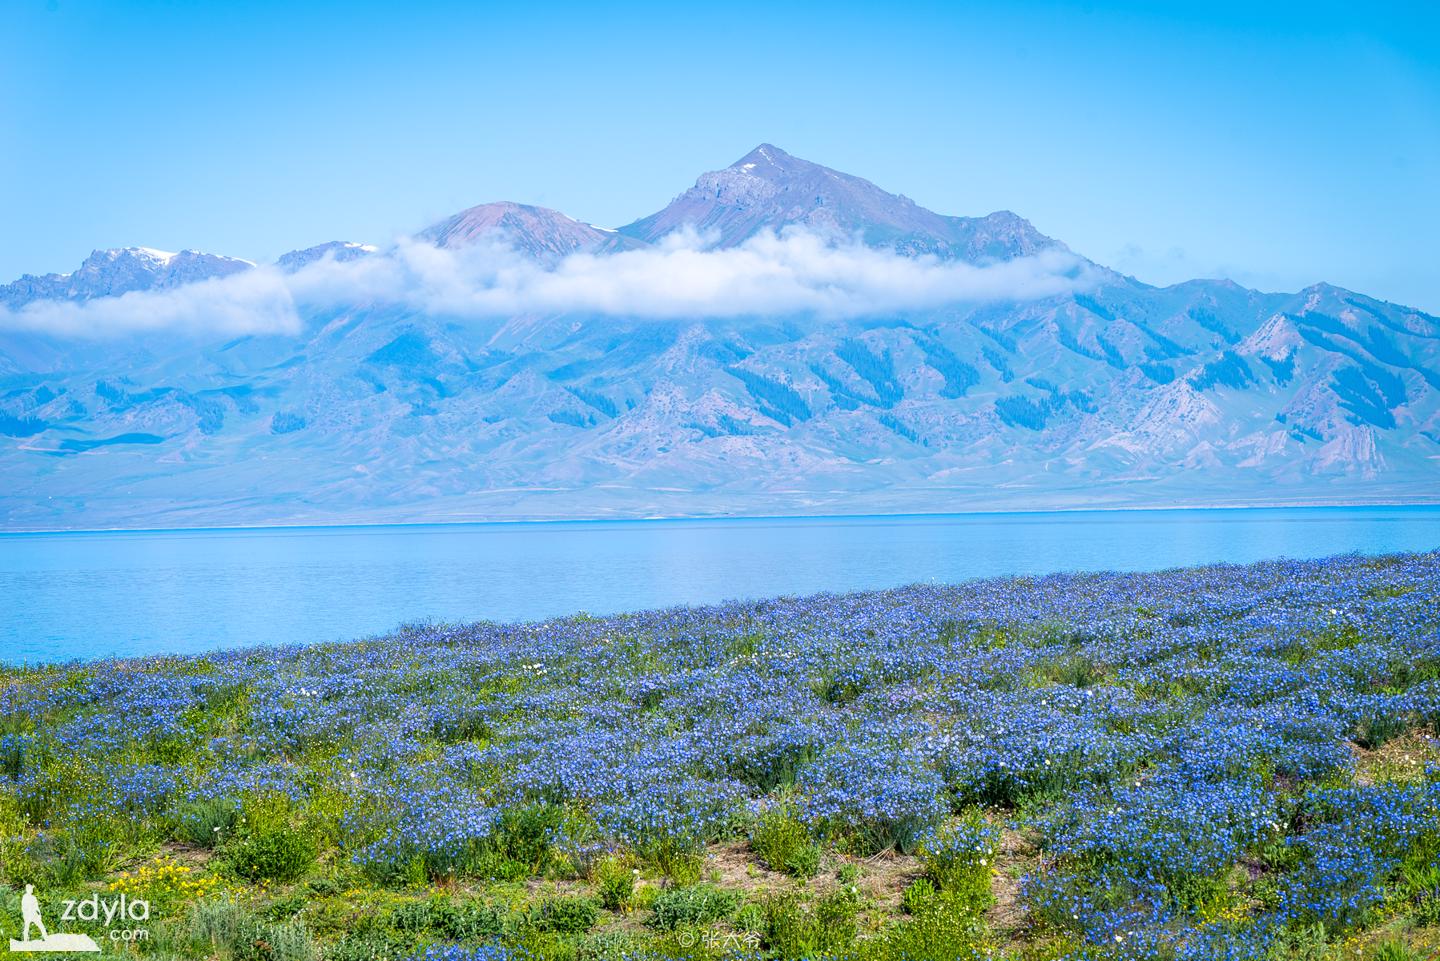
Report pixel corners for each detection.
[0,269,303,338]
[1,229,1100,338]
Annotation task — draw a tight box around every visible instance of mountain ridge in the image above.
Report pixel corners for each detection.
[416,201,645,259]
[0,247,254,310]
[0,143,1078,308]
[618,144,1062,261]
[0,144,1436,530]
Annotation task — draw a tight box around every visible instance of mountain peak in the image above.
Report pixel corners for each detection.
[418,201,641,259]
[620,145,1058,262]
[94,246,177,266]
[1,246,251,310]
[276,241,377,273]
[729,143,799,173]
[736,142,785,160]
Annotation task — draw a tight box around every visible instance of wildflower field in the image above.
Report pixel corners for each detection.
[2,551,1439,961]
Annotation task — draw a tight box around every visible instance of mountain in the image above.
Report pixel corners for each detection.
[0,247,252,310]
[619,144,1060,261]
[276,241,377,272]
[418,201,641,259]
[0,145,1437,530]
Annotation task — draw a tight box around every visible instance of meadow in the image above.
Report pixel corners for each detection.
[0,551,1437,961]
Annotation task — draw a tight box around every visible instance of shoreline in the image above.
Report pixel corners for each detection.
[3,497,1439,538]
[5,544,1439,671]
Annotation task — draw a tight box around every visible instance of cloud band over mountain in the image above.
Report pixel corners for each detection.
[0,229,1097,338]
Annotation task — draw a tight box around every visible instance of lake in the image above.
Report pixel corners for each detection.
[2,505,1438,664]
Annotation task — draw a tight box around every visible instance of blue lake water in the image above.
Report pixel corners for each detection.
[1,506,1438,664]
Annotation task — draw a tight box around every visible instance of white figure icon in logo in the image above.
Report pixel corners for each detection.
[8,886,99,954]
[19,889,46,944]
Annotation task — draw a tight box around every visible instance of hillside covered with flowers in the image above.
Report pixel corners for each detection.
[2,552,1438,960]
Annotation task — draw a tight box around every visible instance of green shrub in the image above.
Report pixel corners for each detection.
[866,902,985,961]
[327,931,414,961]
[1399,860,1440,924]
[189,896,254,955]
[34,821,128,886]
[261,922,319,961]
[1165,869,1232,917]
[390,895,506,940]
[758,893,808,954]
[0,794,33,884]
[175,797,241,848]
[750,805,821,877]
[812,670,868,705]
[1033,652,1106,688]
[305,875,341,897]
[728,742,817,792]
[513,931,580,961]
[260,891,309,921]
[575,930,650,960]
[14,752,93,822]
[733,900,765,933]
[759,890,857,957]
[648,884,740,930]
[814,890,859,947]
[0,734,28,779]
[223,795,317,883]
[1263,923,1337,961]
[594,855,637,911]
[919,810,998,918]
[901,877,937,915]
[1353,711,1410,750]
[655,847,704,886]
[631,883,659,912]
[188,896,318,961]
[491,803,566,876]
[527,895,600,934]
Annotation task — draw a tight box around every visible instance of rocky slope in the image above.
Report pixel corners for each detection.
[0,247,253,309]
[620,144,1060,260]
[418,201,641,258]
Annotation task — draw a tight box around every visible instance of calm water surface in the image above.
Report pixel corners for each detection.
[2,506,1437,663]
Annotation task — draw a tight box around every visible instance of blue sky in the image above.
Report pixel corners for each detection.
[3,1,1437,311]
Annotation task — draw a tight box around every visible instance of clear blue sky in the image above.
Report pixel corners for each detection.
[3,1,1437,311]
